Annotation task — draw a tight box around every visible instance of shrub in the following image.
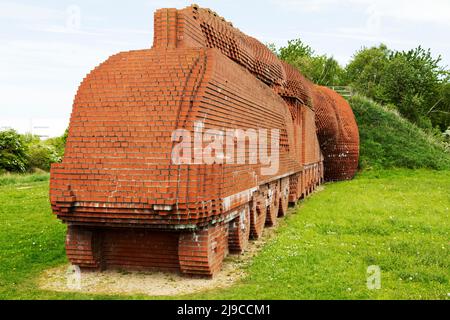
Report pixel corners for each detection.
[0,129,28,173]
[44,135,66,159]
[27,143,61,171]
[22,129,67,172]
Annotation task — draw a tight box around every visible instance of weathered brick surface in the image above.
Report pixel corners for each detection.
[179,222,229,277]
[265,182,280,227]
[278,177,290,217]
[228,205,250,254]
[101,229,180,271]
[65,226,101,269]
[249,191,267,240]
[50,5,358,276]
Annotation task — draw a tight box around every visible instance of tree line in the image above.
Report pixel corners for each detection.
[269,40,450,133]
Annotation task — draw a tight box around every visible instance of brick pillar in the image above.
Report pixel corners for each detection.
[288,172,300,203]
[65,225,102,270]
[228,205,250,254]
[265,182,280,227]
[249,191,267,240]
[279,177,290,217]
[178,223,229,277]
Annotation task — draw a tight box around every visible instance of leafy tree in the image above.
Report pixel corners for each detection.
[347,45,448,129]
[293,55,345,86]
[0,129,28,172]
[429,81,450,131]
[443,127,450,151]
[275,39,345,86]
[346,44,390,100]
[278,39,314,64]
[381,47,445,127]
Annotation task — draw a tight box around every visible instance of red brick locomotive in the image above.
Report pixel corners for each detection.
[50,5,359,277]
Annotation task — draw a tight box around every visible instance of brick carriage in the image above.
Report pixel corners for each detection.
[50,5,359,277]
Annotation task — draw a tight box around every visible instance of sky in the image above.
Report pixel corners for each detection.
[0,0,449,137]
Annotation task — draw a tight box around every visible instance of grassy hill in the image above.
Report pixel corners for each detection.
[350,95,450,170]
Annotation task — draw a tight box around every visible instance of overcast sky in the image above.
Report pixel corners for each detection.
[0,0,449,135]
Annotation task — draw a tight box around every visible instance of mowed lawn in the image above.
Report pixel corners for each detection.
[0,169,448,300]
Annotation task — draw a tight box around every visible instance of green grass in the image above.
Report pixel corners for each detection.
[0,169,448,300]
[350,95,450,170]
[0,172,49,186]
[0,176,118,300]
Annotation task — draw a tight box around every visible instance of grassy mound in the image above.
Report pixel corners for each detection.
[350,95,450,170]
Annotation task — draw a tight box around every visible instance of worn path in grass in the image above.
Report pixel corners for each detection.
[0,169,448,299]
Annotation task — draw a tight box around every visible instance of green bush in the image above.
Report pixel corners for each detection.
[0,129,28,173]
[21,129,67,172]
[350,95,450,170]
[44,135,66,159]
[0,129,67,173]
[27,143,61,172]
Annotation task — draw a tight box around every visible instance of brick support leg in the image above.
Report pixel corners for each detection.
[278,177,290,217]
[250,191,267,240]
[266,182,280,227]
[65,225,102,270]
[228,205,250,254]
[289,173,301,203]
[178,223,229,277]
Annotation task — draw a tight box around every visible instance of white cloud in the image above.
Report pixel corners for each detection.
[273,0,338,12]
[0,2,61,21]
[145,0,190,8]
[271,0,450,26]
[363,0,450,26]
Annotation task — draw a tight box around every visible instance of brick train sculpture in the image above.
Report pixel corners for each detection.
[50,5,359,277]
